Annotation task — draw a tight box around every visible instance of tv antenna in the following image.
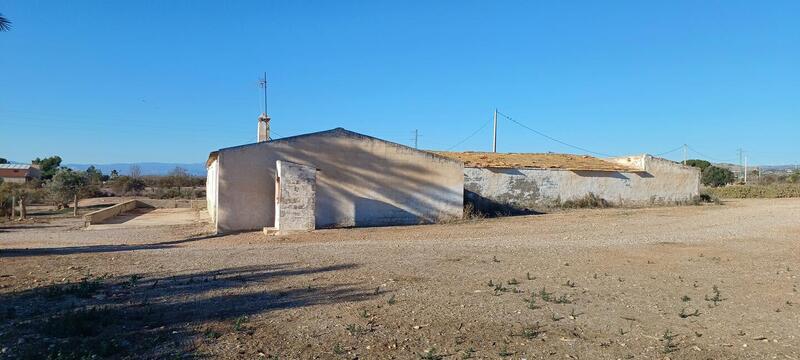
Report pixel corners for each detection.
[258,72,268,115]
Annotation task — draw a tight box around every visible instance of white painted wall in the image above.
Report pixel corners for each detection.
[205,158,219,227]
[213,129,464,232]
[464,155,700,211]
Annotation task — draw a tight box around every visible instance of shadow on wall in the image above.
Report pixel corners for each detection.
[0,263,378,358]
[257,133,463,229]
[464,190,545,217]
[352,196,419,227]
[572,170,631,179]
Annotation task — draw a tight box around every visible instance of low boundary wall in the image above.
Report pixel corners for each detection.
[83,199,206,226]
[83,200,140,226]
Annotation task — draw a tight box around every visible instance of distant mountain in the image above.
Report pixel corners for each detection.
[66,162,207,176]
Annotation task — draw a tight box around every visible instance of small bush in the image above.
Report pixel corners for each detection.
[702,166,735,187]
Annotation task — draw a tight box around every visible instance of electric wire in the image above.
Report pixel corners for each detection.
[496,111,615,157]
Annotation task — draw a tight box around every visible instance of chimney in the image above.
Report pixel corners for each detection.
[258,112,271,142]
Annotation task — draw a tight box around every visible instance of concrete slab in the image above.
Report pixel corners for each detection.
[86,208,209,230]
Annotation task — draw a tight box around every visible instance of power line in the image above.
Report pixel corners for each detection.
[686,145,736,163]
[496,111,615,157]
[445,118,493,151]
[653,145,685,157]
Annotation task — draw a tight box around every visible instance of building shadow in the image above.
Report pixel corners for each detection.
[0,263,376,358]
[0,232,221,258]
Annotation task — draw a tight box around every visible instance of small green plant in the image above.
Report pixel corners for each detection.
[681,295,691,302]
[507,278,519,285]
[493,283,509,295]
[360,309,369,318]
[204,328,221,339]
[498,346,512,357]
[233,316,248,331]
[387,294,396,305]
[661,329,677,353]
[487,279,494,287]
[554,294,572,304]
[461,347,476,359]
[333,343,346,355]
[346,324,366,336]
[492,256,500,263]
[521,322,544,339]
[705,285,724,306]
[679,308,701,318]
[126,274,142,288]
[551,313,563,322]
[524,293,540,309]
[419,348,443,360]
[539,287,552,302]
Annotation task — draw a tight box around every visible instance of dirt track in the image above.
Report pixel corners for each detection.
[1,199,798,359]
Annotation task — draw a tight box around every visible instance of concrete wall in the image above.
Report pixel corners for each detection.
[83,200,139,225]
[213,129,464,232]
[206,158,219,226]
[275,160,316,233]
[464,155,700,212]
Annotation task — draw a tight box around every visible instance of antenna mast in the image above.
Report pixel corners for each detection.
[258,72,268,115]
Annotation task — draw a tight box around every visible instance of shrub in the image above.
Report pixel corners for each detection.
[701,166,735,187]
[685,159,711,171]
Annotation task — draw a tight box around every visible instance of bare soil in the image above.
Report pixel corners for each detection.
[0,199,798,359]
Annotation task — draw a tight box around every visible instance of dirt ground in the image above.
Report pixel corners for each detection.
[0,199,798,359]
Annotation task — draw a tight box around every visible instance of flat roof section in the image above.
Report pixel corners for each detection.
[434,151,641,172]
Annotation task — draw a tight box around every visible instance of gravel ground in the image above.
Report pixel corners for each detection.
[0,198,798,359]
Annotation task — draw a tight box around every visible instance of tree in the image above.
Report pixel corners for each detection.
[0,182,41,220]
[48,169,89,216]
[85,165,104,185]
[685,159,711,172]
[129,164,142,178]
[701,166,735,187]
[0,13,10,32]
[0,158,7,164]
[109,176,145,195]
[32,156,63,180]
[110,169,119,179]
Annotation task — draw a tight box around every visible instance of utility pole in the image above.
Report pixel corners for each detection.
[683,144,688,165]
[737,148,744,180]
[412,129,420,149]
[492,108,498,153]
[744,156,748,184]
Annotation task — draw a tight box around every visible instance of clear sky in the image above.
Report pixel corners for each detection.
[1,1,798,165]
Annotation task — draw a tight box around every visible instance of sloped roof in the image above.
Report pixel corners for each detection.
[434,151,639,172]
[208,128,461,167]
[0,164,32,170]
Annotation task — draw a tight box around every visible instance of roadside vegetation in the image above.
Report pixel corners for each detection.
[0,155,206,221]
[685,158,800,199]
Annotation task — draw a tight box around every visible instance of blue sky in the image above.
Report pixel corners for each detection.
[1,1,798,165]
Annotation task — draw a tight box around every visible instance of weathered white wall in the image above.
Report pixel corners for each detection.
[464,155,700,212]
[205,159,219,227]
[214,129,464,232]
[275,160,316,233]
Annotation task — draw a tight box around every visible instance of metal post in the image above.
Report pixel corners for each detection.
[744,156,748,184]
[683,144,687,165]
[414,129,419,149]
[492,108,498,153]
